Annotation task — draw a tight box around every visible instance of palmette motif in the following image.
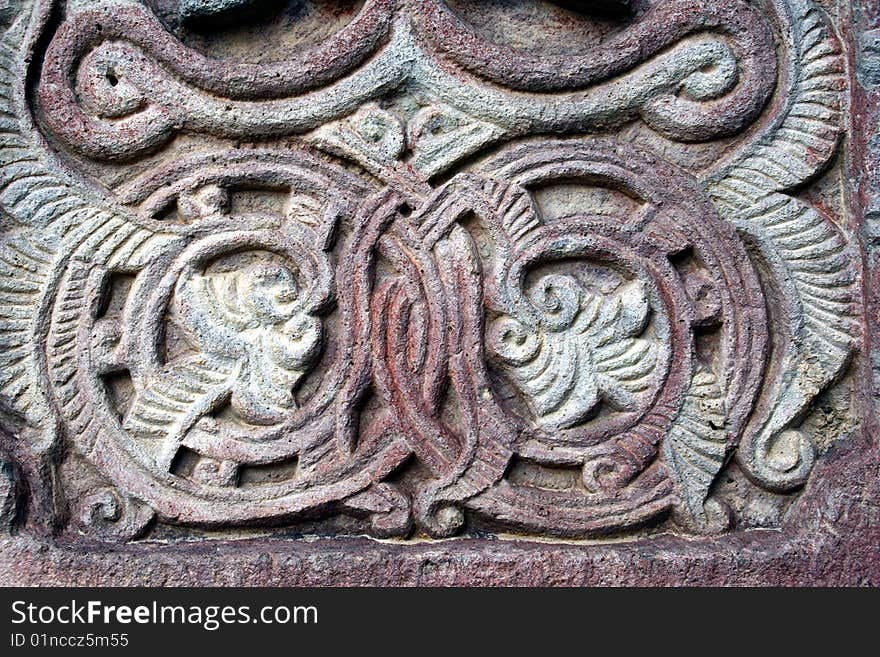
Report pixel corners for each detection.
[488,278,661,430]
[0,0,861,541]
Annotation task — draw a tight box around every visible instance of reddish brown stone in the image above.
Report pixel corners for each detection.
[0,0,877,585]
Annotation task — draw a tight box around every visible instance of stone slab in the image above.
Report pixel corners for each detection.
[0,0,878,585]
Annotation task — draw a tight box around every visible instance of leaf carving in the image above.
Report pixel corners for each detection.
[123,355,236,470]
[489,277,660,430]
[705,1,857,491]
[173,261,324,424]
[0,9,179,433]
[663,369,727,527]
[0,232,54,425]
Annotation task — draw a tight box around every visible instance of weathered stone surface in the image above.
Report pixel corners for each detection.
[0,0,876,585]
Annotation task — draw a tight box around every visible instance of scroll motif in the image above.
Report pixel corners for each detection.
[707,0,858,491]
[0,0,861,541]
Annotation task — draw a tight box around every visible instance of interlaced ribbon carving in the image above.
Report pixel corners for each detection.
[0,0,859,540]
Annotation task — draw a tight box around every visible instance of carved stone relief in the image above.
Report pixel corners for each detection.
[0,0,866,552]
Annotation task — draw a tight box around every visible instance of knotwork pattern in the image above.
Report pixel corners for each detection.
[0,0,861,541]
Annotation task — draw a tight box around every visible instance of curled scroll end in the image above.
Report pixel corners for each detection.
[738,429,816,493]
[343,483,413,539]
[72,487,155,543]
[582,451,639,494]
[415,496,465,539]
[672,497,732,536]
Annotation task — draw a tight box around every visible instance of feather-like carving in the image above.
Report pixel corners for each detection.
[488,277,660,430]
[0,7,179,433]
[0,19,79,232]
[124,355,236,470]
[663,369,727,526]
[708,2,842,205]
[705,1,857,491]
[0,231,54,425]
[0,12,64,429]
